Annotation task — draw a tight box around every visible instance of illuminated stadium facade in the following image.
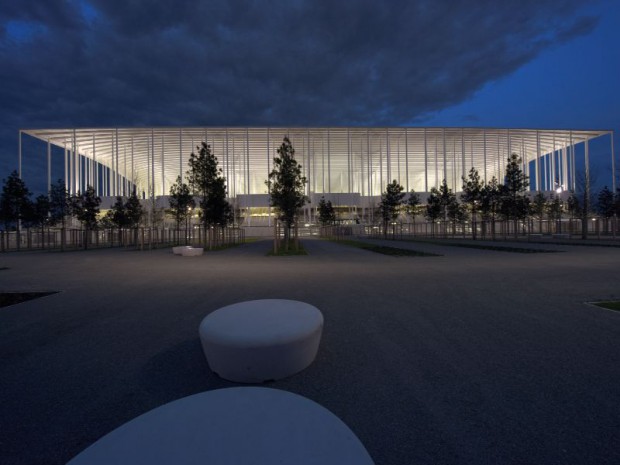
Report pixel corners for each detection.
[19,127,615,224]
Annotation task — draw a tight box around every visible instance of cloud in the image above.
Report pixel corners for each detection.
[0,0,601,187]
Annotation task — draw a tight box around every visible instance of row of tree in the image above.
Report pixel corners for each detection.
[3,141,618,251]
[375,153,620,239]
[0,173,111,249]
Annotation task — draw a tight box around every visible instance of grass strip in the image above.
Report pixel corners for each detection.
[526,240,620,248]
[267,243,308,256]
[591,301,620,312]
[0,291,59,308]
[332,239,441,257]
[406,239,561,254]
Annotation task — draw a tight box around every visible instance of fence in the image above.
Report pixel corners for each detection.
[0,226,245,253]
[360,217,619,241]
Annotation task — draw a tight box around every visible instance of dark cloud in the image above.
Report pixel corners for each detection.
[0,0,602,185]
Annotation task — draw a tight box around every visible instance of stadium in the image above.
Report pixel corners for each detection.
[19,127,615,227]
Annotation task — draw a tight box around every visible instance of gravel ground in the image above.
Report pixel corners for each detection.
[1,238,619,465]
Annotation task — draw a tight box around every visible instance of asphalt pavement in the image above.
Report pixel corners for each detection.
[1,238,619,465]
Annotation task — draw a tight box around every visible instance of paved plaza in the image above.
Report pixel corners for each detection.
[1,238,619,465]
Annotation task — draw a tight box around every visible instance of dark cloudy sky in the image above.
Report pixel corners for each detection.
[1,0,618,191]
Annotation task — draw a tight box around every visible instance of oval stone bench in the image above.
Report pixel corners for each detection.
[66,387,374,465]
[172,245,192,255]
[181,247,204,256]
[199,299,323,383]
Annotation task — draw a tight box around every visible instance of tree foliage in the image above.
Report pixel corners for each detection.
[187,142,232,246]
[317,196,336,226]
[405,190,421,220]
[49,179,71,228]
[26,195,51,229]
[0,170,32,231]
[461,168,483,239]
[71,185,101,231]
[168,175,195,241]
[596,186,615,218]
[500,153,530,236]
[266,137,308,247]
[378,180,405,237]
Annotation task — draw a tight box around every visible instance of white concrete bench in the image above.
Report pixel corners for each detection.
[172,245,192,255]
[199,299,323,383]
[67,387,374,465]
[181,247,204,256]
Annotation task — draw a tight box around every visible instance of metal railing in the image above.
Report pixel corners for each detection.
[0,226,245,252]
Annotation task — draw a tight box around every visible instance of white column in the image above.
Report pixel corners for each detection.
[483,129,487,184]
[611,132,616,193]
[405,128,409,192]
[130,136,134,194]
[92,133,97,195]
[64,143,68,191]
[570,131,575,191]
[246,128,250,195]
[424,128,428,192]
[562,144,568,191]
[151,129,155,200]
[367,129,372,196]
[386,128,391,183]
[327,128,331,193]
[161,133,165,196]
[72,129,77,194]
[18,131,22,178]
[348,128,352,193]
[442,128,447,185]
[461,128,465,182]
[179,128,183,183]
[47,139,51,193]
[536,131,541,191]
[551,133,556,190]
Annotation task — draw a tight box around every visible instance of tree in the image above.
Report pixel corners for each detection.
[430,179,458,237]
[48,179,71,251]
[566,191,580,234]
[547,193,563,234]
[447,198,467,235]
[575,170,594,239]
[378,180,405,238]
[266,137,308,251]
[105,191,144,246]
[168,175,195,244]
[425,188,442,236]
[71,185,101,249]
[480,177,501,239]
[596,186,615,234]
[405,190,421,234]
[531,191,547,234]
[187,142,232,248]
[25,194,50,227]
[500,153,530,237]
[105,196,128,244]
[0,170,32,250]
[461,168,483,239]
[317,196,336,226]
[124,190,143,245]
[202,176,233,232]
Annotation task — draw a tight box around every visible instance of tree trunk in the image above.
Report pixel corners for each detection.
[581,215,588,240]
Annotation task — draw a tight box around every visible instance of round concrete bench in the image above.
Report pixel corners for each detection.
[181,247,203,256]
[199,299,323,383]
[172,245,192,255]
[66,387,374,465]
